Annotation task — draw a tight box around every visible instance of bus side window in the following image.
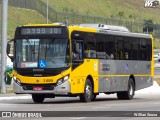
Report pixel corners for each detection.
[115,38,124,60]
[85,50,96,58]
[85,33,96,58]
[140,39,147,60]
[124,40,131,60]
[73,41,83,60]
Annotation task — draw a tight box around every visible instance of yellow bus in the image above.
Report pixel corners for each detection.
[7,23,154,103]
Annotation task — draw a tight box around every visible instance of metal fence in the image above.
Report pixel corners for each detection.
[1,0,160,39]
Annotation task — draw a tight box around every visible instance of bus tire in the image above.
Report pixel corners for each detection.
[79,79,93,102]
[92,94,97,101]
[117,78,135,100]
[32,94,45,103]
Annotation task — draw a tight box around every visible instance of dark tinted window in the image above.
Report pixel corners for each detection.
[147,39,152,61]
[131,38,140,60]
[96,35,106,59]
[95,34,115,59]
[84,34,96,58]
[72,31,152,61]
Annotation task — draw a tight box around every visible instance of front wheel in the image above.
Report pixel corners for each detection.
[79,79,93,102]
[32,94,45,103]
[117,78,135,100]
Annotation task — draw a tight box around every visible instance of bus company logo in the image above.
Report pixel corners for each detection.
[144,0,159,7]
[36,80,39,83]
[2,112,11,117]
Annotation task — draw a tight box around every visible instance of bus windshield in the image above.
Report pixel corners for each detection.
[15,38,70,68]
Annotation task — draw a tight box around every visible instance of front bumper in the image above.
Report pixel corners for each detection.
[13,80,71,94]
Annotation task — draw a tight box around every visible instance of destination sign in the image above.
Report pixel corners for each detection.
[20,27,65,35]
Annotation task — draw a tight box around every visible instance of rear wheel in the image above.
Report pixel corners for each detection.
[79,79,93,102]
[117,78,135,100]
[32,94,45,103]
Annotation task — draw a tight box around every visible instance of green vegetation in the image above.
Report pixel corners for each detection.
[154,40,160,49]
[42,0,160,24]
[0,5,47,39]
[41,0,160,49]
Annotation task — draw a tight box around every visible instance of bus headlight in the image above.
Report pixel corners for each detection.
[13,76,21,86]
[13,76,17,81]
[56,75,69,86]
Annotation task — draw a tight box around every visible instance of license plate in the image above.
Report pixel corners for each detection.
[33,86,43,91]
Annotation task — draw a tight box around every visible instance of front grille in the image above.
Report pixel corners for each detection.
[22,84,55,90]
[19,73,57,77]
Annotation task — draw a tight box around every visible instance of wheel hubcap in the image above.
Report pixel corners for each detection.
[129,85,133,96]
[86,85,91,98]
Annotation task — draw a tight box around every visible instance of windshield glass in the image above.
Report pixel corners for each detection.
[15,39,70,68]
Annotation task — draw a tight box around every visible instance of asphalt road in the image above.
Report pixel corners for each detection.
[0,91,160,120]
[1,94,160,111]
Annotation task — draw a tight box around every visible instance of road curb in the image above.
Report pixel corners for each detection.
[0,95,31,100]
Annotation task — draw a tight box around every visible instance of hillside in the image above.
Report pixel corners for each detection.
[42,0,160,24]
[0,5,48,39]
[1,0,160,38]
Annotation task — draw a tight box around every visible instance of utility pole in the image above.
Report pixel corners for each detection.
[1,0,8,93]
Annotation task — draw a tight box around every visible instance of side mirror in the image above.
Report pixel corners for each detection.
[7,39,14,62]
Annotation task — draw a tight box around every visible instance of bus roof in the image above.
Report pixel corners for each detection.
[71,24,151,39]
[20,23,151,39]
[80,24,130,32]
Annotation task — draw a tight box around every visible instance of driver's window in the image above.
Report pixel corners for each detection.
[73,41,83,60]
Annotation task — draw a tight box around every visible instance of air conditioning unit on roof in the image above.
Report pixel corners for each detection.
[79,24,129,32]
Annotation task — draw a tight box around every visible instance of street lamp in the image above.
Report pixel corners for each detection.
[1,0,8,93]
